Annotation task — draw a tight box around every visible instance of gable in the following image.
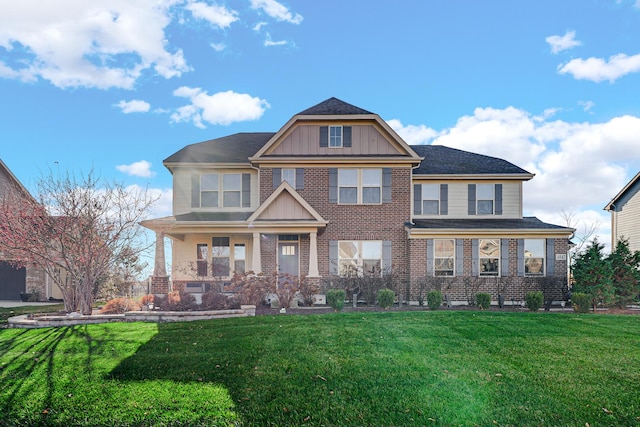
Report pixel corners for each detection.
[248,182,327,224]
[605,171,640,211]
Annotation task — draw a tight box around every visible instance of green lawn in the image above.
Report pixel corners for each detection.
[0,310,639,426]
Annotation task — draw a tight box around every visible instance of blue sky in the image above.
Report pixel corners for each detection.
[2,0,640,257]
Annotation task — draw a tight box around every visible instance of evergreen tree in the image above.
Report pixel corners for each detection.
[608,238,640,308]
[572,238,614,311]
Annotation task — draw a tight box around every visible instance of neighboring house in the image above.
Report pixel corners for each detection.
[0,159,63,301]
[142,98,574,304]
[604,171,640,254]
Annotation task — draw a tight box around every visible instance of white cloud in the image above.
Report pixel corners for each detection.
[116,160,156,178]
[558,53,640,82]
[253,22,268,32]
[387,119,439,144]
[210,43,226,52]
[250,0,303,24]
[186,1,238,28]
[264,33,291,47]
[171,87,270,127]
[0,0,189,89]
[578,100,595,113]
[546,30,581,54]
[115,99,151,114]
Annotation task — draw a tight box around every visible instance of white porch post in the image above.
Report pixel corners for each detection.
[252,232,262,274]
[308,231,319,277]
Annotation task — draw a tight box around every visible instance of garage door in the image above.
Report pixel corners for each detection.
[0,261,26,300]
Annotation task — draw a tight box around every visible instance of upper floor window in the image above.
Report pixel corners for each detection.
[524,239,545,276]
[320,126,352,148]
[329,126,343,147]
[281,169,296,187]
[468,183,502,216]
[192,173,250,209]
[338,169,382,204]
[434,239,455,276]
[479,239,500,276]
[477,184,494,215]
[414,184,448,215]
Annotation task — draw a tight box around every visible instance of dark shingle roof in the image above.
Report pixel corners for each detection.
[408,217,569,230]
[164,133,275,164]
[296,97,373,116]
[411,145,531,175]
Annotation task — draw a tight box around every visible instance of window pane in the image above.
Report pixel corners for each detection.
[423,200,439,215]
[434,258,454,276]
[201,174,218,191]
[362,169,381,186]
[477,184,494,199]
[201,191,218,207]
[525,258,544,275]
[479,240,499,258]
[212,258,229,276]
[234,260,246,274]
[329,126,342,147]
[339,187,357,204]
[434,239,454,257]
[282,169,295,187]
[361,241,381,259]
[223,191,241,207]
[363,259,381,276]
[525,239,545,258]
[338,169,357,185]
[363,187,380,204]
[339,260,358,277]
[223,174,241,190]
[477,200,494,215]
[422,184,439,200]
[339,241,359,259]
[234,244,245,260]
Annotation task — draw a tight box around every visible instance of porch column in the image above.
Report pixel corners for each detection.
[308,231,319,277]
[252,232,262,274]
[151,231,169,294]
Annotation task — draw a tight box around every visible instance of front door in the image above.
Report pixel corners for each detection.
[278,242,299,285]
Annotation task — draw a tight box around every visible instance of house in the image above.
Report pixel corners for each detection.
[142,98,574,305]
[0,159,63,301]
[604,171,640,253]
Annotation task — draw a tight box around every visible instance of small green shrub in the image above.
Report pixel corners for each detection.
[476,292,491,309]
[427,290,443,310]
[571,292,591,313]
[525,291,544,312]
[377,288,395,309]
[326,289,345,311]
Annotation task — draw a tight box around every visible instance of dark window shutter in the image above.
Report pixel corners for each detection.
[329,240,338,276]
[329,168,338,203]
[495,184,503,215]
[382,240,392,275]
[517,239,525,277]
[413,184,421,215]
[455,239,464,276]
[440,184,448,215]
[471,239,479,276]
[273,168,281,189]
[501,239,509,276]
[546,239,555,276]
[295,168,304,190]
[319,126,328,148]
[191,174,200,208]
[242,174,251,207]
[468,184,476,215]
[426,239,434,276]
[343,126,352,147]
[382,168,392,203]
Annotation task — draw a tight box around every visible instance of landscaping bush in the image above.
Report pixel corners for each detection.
[99,297,141,314]
[326,289,345,311]
[427,290,443,310]
[155,290,198,311]
[525,291,544,312]
[201,291,238,310]
[377,288,395,309]
[571,292,592,313]
[476,292,491,309]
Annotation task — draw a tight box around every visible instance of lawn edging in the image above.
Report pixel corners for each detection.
[7,305,256,328]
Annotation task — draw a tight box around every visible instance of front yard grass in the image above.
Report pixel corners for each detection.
[0,310,639,426]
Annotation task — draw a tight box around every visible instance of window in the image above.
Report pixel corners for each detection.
[234,243,246,274]
[200,174,219,208]
[338,169,382,204]
[222,174,241,207]
[422,184,440,215]
[338,241,382,277]
[196,244,208,277]
[329,125,343,147]
[479,239,500,276]
[524,239,545,276]
[434,239,455,276]
[281,169,296,187]
[198,173,244,208]
[477,184,494,215]
[212,237,230,277]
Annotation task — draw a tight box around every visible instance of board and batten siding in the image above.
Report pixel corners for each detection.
[172,168,259,216]
[270,124,403,156]
[613,192,640,253]
[413,181,522,219]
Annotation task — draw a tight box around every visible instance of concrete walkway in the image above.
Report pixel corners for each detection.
[0,300,61,308]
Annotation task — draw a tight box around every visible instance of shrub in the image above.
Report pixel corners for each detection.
[140,294,154,306]
[571,292,592,313]
[156,290,198,311]
[99,297,141,314]
[525,291,544,311]
[201,291,237,310]
[427,290,443,310]
[377,288,395,309]
[326,289,345,311]
[476,292,491,310]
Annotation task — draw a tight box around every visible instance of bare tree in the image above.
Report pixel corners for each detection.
[0,169,157,314]
[560,209,599,256]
